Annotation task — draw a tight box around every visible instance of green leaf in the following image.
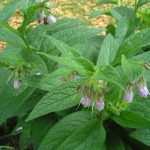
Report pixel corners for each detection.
[90,10,107,19]
[38,111,93,150]
[0,44,24,64]
[26,24,47,46]
[73,36,104,65]
[110,6,135,21]
[0,84,35,125]
[115,17,141,45]
[112,111,150,129]
[130,129,150,146]
[37,52,94,75]
[121,55,145,83]
[26,78,86,121]
[0,0,22,23]
[0,28,26,47]
[58,119,106,150]
[113,28,150,64]
[137,0,150,9]
[26,54,48,74]
[46,18,88,33]
[43,36,81,57]
[23,67,74,91]
[125,100,150,121]
[96,0,117,6]
[13,90,45,117]
[130,51,150,62]
[95,65,125,90]
[97,34,119,66]
[32,116,54,146]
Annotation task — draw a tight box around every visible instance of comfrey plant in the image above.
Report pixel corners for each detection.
[1,0,150,149]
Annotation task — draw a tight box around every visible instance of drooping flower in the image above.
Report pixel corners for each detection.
[13,78,20,89]
[123,86,133,102]
[95,98,105,111]
[81,97,90,107]
[38,11,45,23]
[138,84,149,98]
[45,15,56,24]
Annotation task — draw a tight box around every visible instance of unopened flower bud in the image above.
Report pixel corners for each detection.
[123,87,133,102]
[138,84,149,98]
[95,99,105,111]
[13,78,20,89]
[81,97,90,107]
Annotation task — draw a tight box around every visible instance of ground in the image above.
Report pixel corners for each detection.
[0,0,147,51]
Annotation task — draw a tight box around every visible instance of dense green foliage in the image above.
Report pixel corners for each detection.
[1,0,150,149]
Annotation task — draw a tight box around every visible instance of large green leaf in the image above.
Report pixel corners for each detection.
[130,129,150,146]
[25,54,48,74]
[0,45,24,64]
[110,6,135,21]
[97,34,119,66]
[37,52,94,75]
[46,18,88,33]
[0,0,22,23]
[112,111,150,129]
[43,36,81,57]
[40,28,103,53]
[32,116,54,147]
[26,78,86,121]
[95,65,125,90]
[113,28,150,64]
[96,0,117,6]
[130,51,150,62]
[73,36,104,65]
[121,55,145,83]
[115,17,141,44]
[0,28,26,47]
[0,83,35,125]
[125,100,150,121]
[58,119,106,150]
[26,24,47,46]
[38,111,93,150]
[137,0,150,9]
[23,67,74,91]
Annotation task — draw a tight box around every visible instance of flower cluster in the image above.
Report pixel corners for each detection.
[80,81,106,111]
[38,11,56,25]
[37,1,56,25]
[60,72,77,82]
[123,77,149,102]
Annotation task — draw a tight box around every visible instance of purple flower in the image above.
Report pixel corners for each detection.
[49,15,57,23]
[13,78,20,89]
[138,85,149,98]
[81,97,90,107]
[45,15,56,24]
[95,98,105,111]
[123,87,133,102]
[38,11,45,23]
